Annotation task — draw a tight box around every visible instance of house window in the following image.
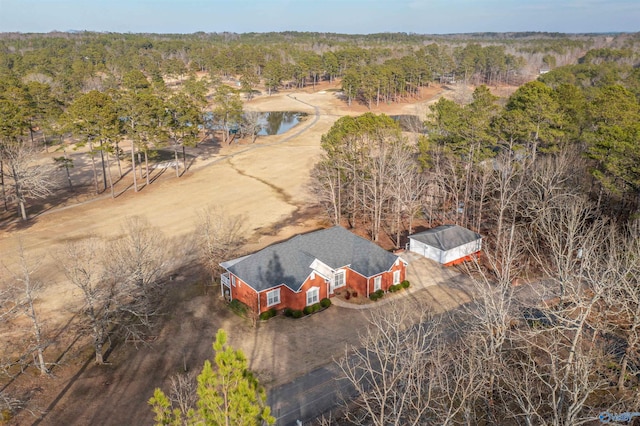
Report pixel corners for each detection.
[334,270,346,289]
[266,288,280,307]
[374,276,382,292]
[307,287,319,306]
[231,275,236,287]
[393,270,401,285]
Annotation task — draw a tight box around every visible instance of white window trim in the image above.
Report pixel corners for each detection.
[231,275,236,287]
[266,288,280,307]
[334,270,346,289]
[393,270,401,285]
[374,275,382,291]
[306,287,319,306]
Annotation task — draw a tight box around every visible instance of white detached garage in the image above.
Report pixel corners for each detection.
[408,225,482,266]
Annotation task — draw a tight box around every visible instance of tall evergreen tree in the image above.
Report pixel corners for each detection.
[149,329,275,426]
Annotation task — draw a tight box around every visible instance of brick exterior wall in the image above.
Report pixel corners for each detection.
[227,259,407,314]
[341,259,406,298]
[443,251,481,267]
[228,275,259,312]
[230,272,330,314]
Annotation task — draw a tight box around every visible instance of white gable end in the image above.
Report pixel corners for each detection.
[309,258,334,281]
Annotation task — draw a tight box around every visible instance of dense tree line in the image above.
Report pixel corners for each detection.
[0,70,210,219]
[1,31,631,105]
[311,60,640,425]
[1,32,637,220]
[313,61,640,249]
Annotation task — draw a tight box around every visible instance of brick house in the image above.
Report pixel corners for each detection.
[220,226,407,314]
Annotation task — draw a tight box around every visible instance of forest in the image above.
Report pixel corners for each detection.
[1,31,636,220]
[310,64,640,426]
[0,30,640,424]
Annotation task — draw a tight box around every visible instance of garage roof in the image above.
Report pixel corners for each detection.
[409,225,481,251]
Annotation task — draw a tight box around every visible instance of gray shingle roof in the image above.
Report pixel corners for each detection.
[409,225,481,251]
[221,226,400,293]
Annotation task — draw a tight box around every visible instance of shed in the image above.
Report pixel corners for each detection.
[408,225,482,266]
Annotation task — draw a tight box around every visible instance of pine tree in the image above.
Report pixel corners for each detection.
[149,329,275,426]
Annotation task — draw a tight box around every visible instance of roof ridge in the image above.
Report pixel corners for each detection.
[435,230,445,250]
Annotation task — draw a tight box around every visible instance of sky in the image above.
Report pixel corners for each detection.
[0,0,638,34]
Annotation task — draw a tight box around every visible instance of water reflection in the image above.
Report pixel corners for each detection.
[258,111,306,136]
[203,111,306,136]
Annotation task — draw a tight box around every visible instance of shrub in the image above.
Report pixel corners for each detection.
[284,307,294,317]
[1,409,13,422]
[303,303,322,315]
[401,280,410,289]
[388,284,401,293]
[370,289,385,301]
[292,309,304,318]
[229,299,248,316]
[259,308,276,321]
[320,298,331,308]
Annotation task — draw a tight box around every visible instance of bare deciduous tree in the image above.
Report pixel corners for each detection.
[0,141,56,220]
[430,333,485,425]
[196,206,246,283]
[0,392,27,422]
[61,218,168,363]
[388,143,427,247]
[598,228,640,391]
[1,240,49,375]
[13,242,48,375]
[168,370,198,417]
[309,160,342,225]
[106,216,168,344]
[337,302,440,426]
[241,111,263,144]
[500,221,616,425]
[61,237,114,364]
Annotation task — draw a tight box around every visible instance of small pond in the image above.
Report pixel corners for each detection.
[203,111,306,136]
[256,111,307,136]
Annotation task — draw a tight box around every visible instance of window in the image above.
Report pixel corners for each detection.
[231,275,236,287]
[307,287,319,306]
[266,288,280,307]
[393,270,401,285]
[374,276,382,292]
[334,270,346,289]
